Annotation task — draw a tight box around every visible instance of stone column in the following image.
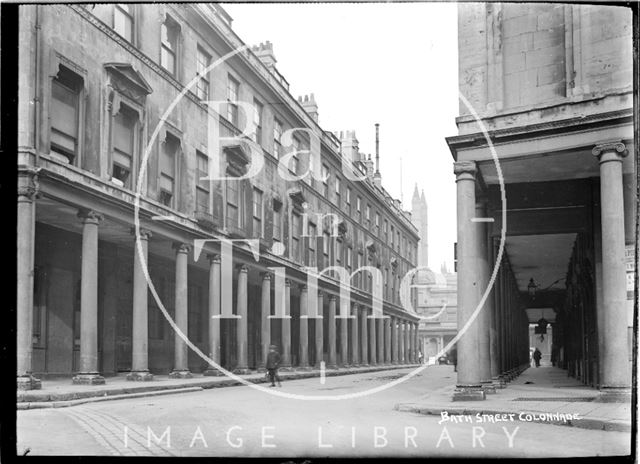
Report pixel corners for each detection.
[398,320,405,364]
[391,317,398,364]
[409,323,416,363]
[234,265,250,374]
[350,303,360,366]
[280,279,292,370]
[315,291,324,367]
[369,311,377,365]
[73,210,105,385]
[475,199,494,392]
[593,141,631,399]
[204,254,222,376]
[413,323,419,363]
[298,285,310,370]
[404,320,410,363]
[339,299,349,367]
[17,177,41,390]
[259,272,271,371]
[376,317,384,365]
[328,295,337,368]
[384,318,391,364]
[360,306,369,366]
[128,229,153,381]
[170,243,192,379]
[453,161,485,400]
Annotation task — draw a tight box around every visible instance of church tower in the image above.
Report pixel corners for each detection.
[411,184,429,268]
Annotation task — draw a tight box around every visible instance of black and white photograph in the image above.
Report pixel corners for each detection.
[11,0,637,459]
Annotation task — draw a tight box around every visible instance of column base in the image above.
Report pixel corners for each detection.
[295,365,313,371]
[491,377,505,389]
[17,375,42,390]
[327,364,338,370]
[126,371,154,381]
[169,369,192,379]
[203,368,225,376]
[72,373,106,385]
[256,367,268,373]
[232,368,251,375]
[594,387,632,403]
[279,366,294,372]
[452,386,486,401]
[481,382,496,394]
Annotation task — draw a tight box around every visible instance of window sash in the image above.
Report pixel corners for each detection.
[114,4,133,42]
[196,186,209,212]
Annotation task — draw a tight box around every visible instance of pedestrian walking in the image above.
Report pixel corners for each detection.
[533,348,542,368]
[266,345,282,387]
[418,350,424,364]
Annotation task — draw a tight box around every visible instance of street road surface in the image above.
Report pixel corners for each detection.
[17,366,630,457]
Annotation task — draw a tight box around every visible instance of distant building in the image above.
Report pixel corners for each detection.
[410,185,458,363]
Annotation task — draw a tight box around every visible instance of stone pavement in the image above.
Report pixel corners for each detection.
[395,366,633,433]
[17,363,419,409]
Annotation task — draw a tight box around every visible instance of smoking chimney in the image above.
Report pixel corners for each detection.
[373,123,382,187]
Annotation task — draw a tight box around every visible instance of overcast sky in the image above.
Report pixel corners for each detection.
[224,2,460,271]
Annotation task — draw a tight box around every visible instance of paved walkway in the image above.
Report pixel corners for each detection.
[395,366,632,432]
[17,363,419,408]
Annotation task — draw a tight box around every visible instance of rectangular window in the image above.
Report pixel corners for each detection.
[391,225,395,247]
[365,204,371,225]
[114,4,134,42]
[160,17,179,75]
[397,231,401,251]
[227,75,239,127]
[346,247,352,273]
[159,134,179,207]
[321,164,330,197]
[273,201,282,241]
[323,231,330,262]
[273,119,283,159]
[383,219,388,243]
[112,104,138,188]
[357,251,363,288]
[308,222,317,267]
[226,181,241,228]
[252,188,263,238]
[346,187,352,214]
[335,239,343,265]
[195,46,211,100]
[375,213,380,236]
[335,176,341,207]
[356,197,362,222]
[253,99,263,145]
[291,137,300,174]
[195,151,209,212]
[50,66,83,164]
[292,213,302,262]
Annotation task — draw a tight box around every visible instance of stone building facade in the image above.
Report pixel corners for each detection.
[17,3,421,389]
[448,3,634,401]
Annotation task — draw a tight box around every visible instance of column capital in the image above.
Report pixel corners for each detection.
[300,284,308,292]
[207,253,221,263]
[237,264,249,273]
[17,185,38,202]
[453,161,477,180]
[78,209,104,224]
[173,242,191,254]
[317,290,324,299]
[261,271,272,281]
[592,141,628,161]
[131,227,152,241]
[285,278,292,287]
[328,294,337,302]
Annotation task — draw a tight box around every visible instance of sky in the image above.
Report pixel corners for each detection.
[224,2,460,271]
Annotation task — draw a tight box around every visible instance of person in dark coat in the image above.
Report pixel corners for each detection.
[533,348,542,367]
[449,346,458,372]
[266,345,282,387]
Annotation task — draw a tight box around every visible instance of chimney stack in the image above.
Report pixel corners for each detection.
[297,94,318,122]
[338,130,360,162]
[252,41,277,71]
[373,123,382,187]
